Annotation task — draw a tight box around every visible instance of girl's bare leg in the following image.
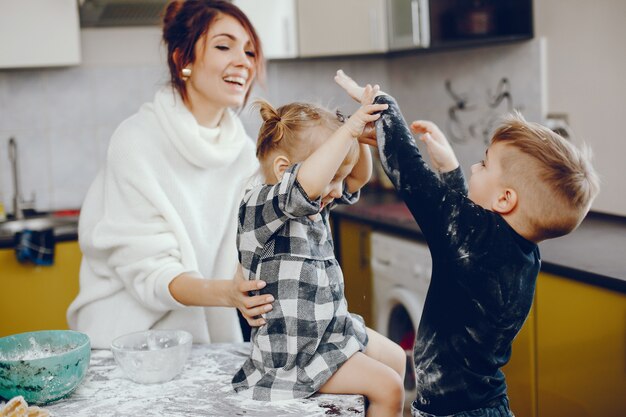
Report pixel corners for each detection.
[319,350,404,417]
[363,327,407,382]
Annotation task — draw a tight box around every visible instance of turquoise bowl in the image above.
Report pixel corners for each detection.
[0,330,90,405]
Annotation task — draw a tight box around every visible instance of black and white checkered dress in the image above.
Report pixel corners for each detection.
[232,163,369,401]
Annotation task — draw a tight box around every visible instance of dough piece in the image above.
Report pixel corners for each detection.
[0,397,50,417]
[25,407,50,417]
[0,396,28,417]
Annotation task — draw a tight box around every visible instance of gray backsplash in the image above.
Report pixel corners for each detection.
[0,40,542,213]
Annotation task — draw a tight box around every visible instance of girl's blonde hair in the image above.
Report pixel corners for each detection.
[254,99,357,179]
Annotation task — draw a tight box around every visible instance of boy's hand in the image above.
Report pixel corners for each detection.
[343,84,388,138]
[335,69,386,146]
[411,120,459,173]
[335,69,371,102]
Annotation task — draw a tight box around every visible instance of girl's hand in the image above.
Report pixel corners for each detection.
[230,265,273,327]
[410,120,459,173]
[343,84,388,138]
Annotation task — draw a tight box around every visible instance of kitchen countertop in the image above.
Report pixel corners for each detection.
[4,190,624,293]
[332,188,626,293]
[0,217,78,249]
[0,230,77,249]
[46,343,363,417]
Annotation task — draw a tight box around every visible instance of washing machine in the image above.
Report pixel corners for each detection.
[370,231,432,412]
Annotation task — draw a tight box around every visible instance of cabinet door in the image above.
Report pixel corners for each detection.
[0,0,81,68]
[233,0,298,59]
[297,0,388,57]
[0,242,81,337]
[536,273,626,417]
[337,219,373,326]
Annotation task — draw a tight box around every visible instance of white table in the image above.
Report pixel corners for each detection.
[46,343,364,416]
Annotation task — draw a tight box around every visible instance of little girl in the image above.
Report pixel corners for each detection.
[232,85,406,417]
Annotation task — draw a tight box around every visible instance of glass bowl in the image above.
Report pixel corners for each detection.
[110,330,192,384]
[0,330,91,405]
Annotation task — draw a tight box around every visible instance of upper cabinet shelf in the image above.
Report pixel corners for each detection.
[0,0,81,69]
[427,0,533,49]
[235,0,532,60]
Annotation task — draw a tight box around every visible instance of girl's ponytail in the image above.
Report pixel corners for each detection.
[256,99,288,158]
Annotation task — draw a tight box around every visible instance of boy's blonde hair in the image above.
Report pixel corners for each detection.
[491,112,599,241]
[254,100,358,180]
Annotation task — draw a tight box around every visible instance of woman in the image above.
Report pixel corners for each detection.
[67,0,272,349]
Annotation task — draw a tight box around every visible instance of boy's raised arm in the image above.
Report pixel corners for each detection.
[335,70,472,243]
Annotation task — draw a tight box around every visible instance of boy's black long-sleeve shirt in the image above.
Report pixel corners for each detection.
[374,95,540,415]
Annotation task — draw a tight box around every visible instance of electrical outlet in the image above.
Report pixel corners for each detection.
[545,113,571,139]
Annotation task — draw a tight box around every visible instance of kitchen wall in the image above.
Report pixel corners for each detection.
[254,41,543,181]
[0,28,168,212]
[0,26,542,213]
[534,0,626,217]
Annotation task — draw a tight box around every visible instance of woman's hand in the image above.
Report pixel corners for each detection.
[410,120,459,173]
[230,265,273,327]
[168,269,272,327]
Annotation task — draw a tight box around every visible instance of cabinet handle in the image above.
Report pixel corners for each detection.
[283,17,291,55]
[418,0,431,47]
[410,0,420,46]
[373,258,391,267]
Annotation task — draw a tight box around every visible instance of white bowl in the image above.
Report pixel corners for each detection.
[110,330,192,384]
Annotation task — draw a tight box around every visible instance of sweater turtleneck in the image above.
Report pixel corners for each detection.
[152,86,249,169]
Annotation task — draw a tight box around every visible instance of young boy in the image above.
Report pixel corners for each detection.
[335,70,599,417]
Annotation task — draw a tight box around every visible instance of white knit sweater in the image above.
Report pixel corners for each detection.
[67,87,259,348]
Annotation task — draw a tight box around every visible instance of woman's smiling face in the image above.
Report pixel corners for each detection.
[186,14,257,112]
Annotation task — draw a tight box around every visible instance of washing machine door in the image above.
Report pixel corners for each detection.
[377,286,424,341]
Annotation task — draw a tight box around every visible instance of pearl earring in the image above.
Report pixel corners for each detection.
[181,67,192,80]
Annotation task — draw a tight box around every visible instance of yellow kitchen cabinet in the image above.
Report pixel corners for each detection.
[535,272,626,417]
[0,241,81,337]
[337,218,374,327]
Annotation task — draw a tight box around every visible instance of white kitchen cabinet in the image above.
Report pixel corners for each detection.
[0,0,81,69]
[233,0,298,59]
[297,0,388,57]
